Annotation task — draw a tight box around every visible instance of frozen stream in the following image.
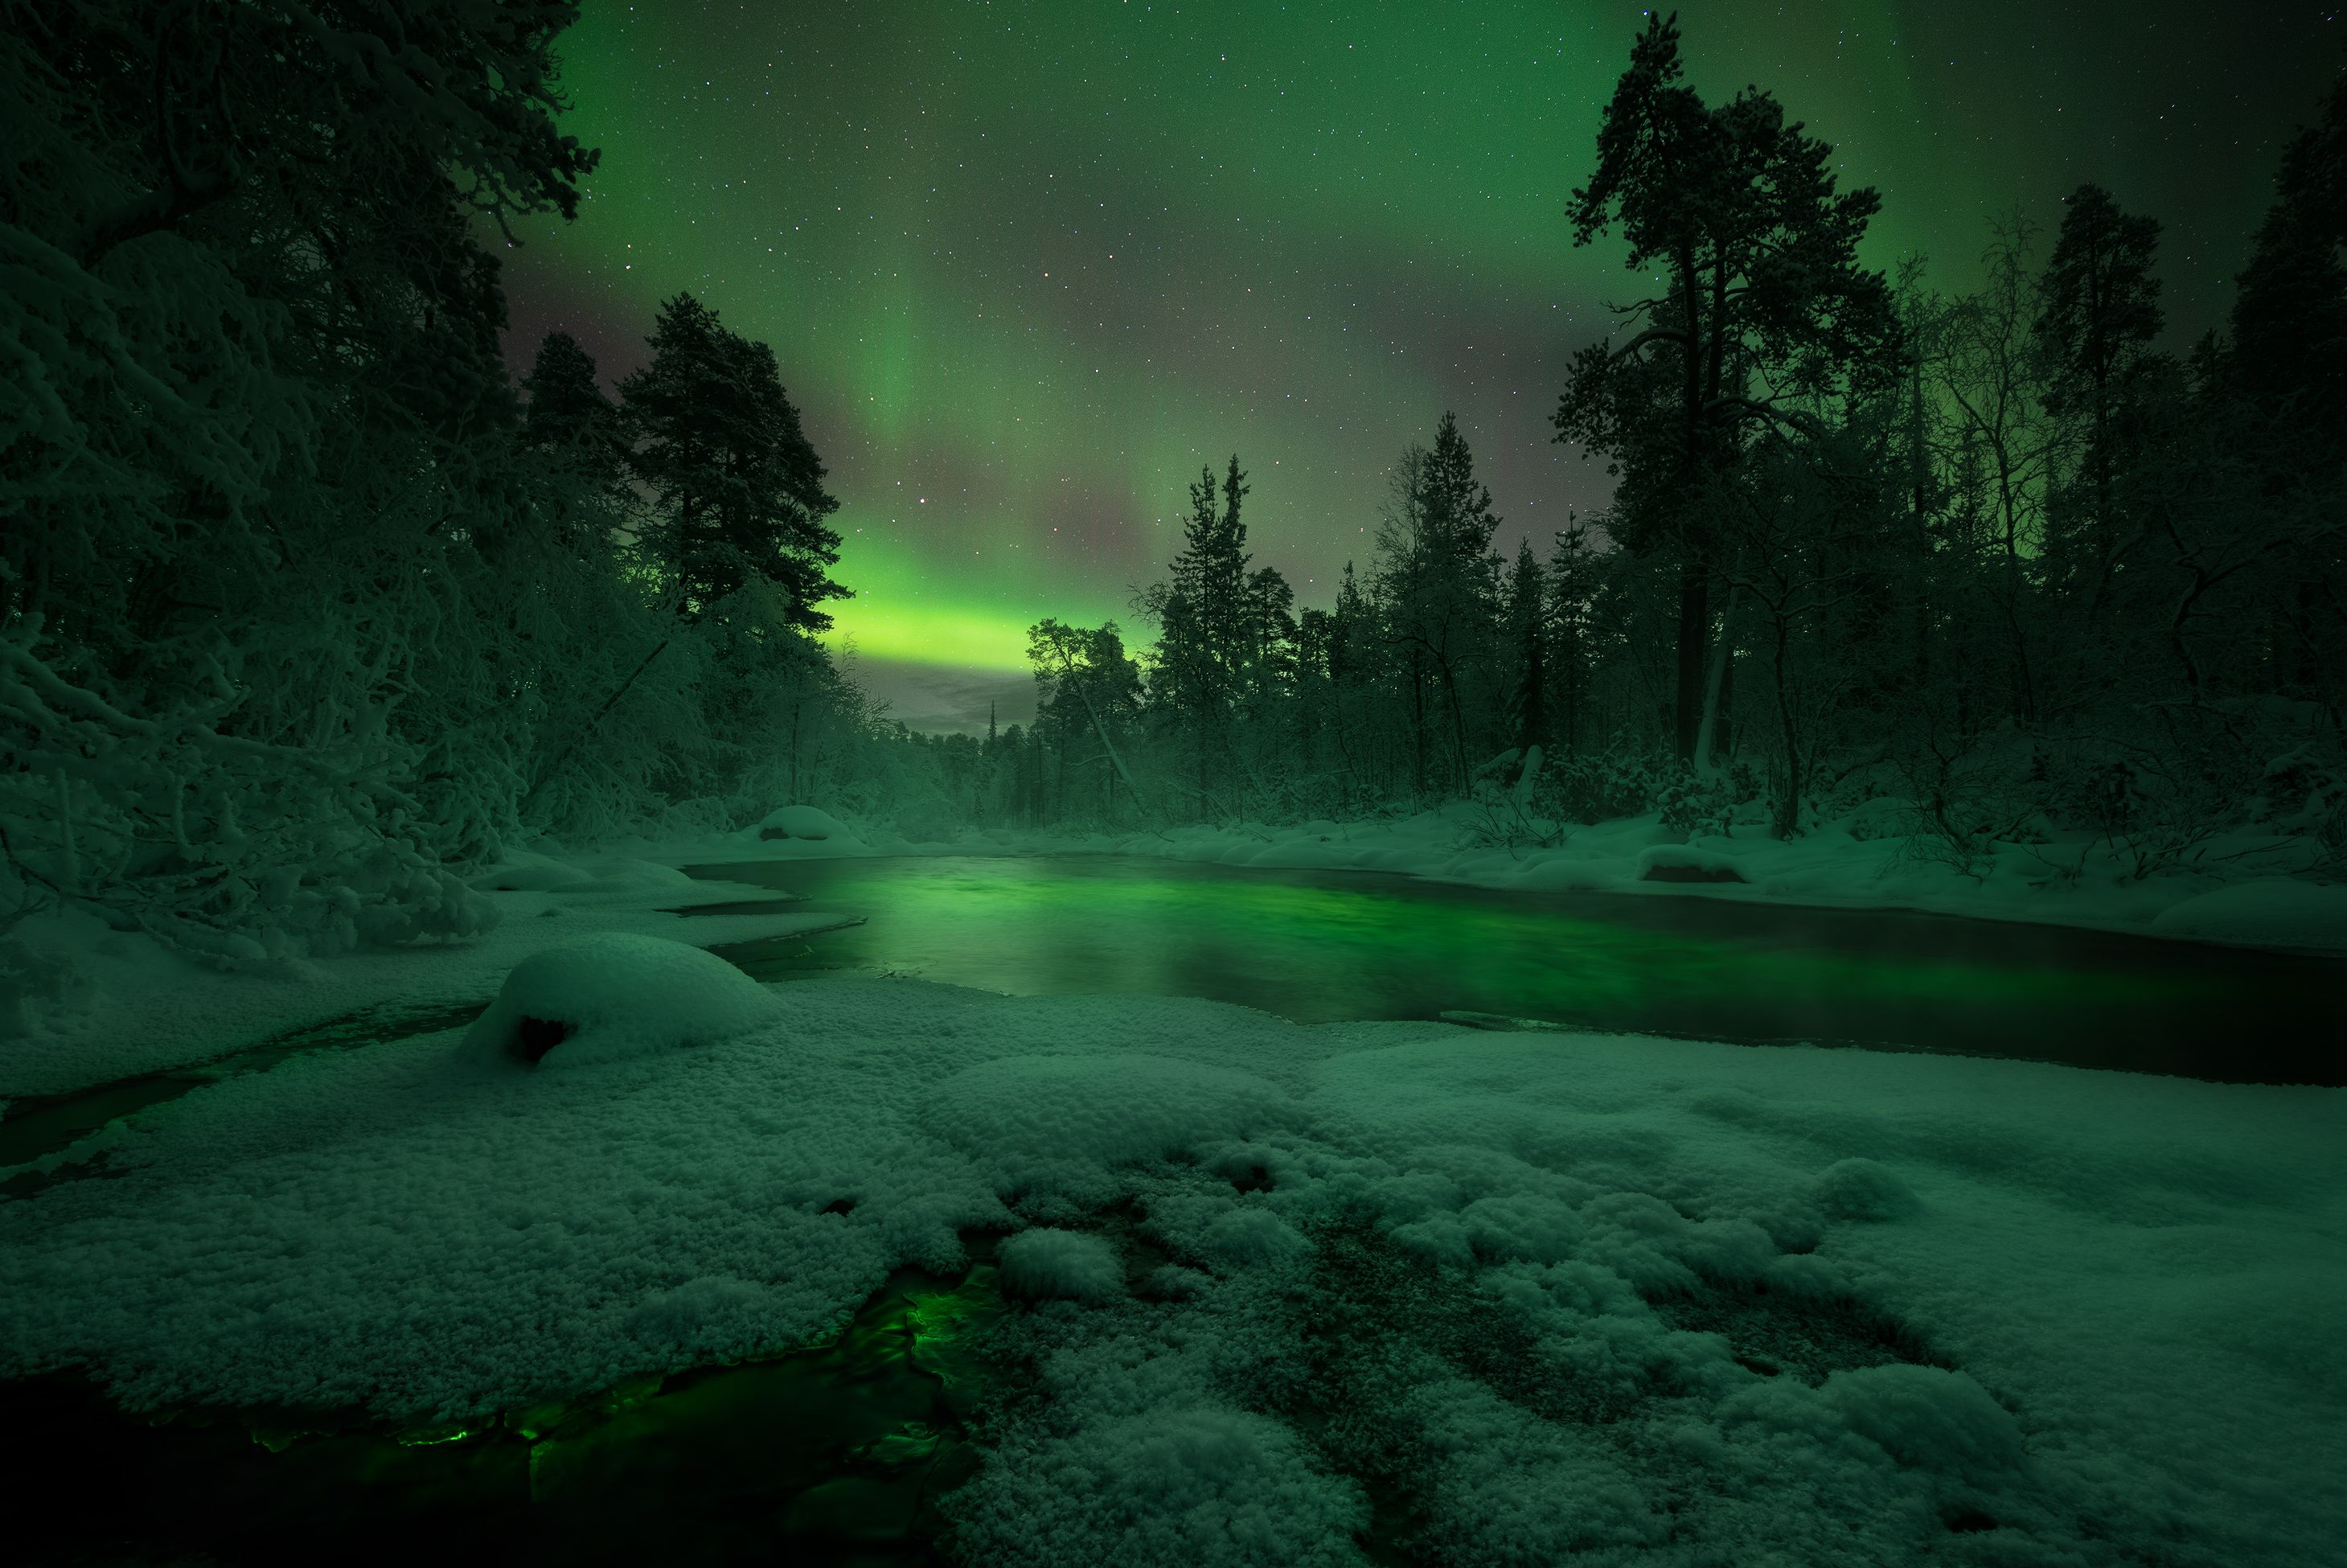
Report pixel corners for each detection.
[691,855,2345,1086]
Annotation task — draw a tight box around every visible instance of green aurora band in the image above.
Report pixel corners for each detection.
[499,1,2339,717]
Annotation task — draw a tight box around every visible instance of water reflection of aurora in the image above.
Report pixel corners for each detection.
[700,856,2338,1082]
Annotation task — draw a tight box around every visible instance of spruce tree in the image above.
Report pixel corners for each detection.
[1507,537,1547,753]
[620,293,844,627]
[1147,454,1254,806]
[2033,183,2166,597]
[2230,75,2347,444]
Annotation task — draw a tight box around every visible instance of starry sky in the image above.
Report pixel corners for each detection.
[501,1,2343,733]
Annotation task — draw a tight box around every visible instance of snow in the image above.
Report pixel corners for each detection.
[2,972,2340,1566]
[464,933,781,1065]
[998,1228,1126,1302]
[0,855,855,1097]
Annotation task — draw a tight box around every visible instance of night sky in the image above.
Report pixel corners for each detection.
[501,2,2343,732]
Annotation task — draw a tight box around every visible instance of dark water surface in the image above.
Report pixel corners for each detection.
[691,854,2345,1086]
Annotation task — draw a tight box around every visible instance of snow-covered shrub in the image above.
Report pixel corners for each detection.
[2259,748,2347,868]
[0,931,91,1041]
[2045,739,2244,881]
[1547,745,1664,824]
[1655,762,1754,839]
[999,1228,1125,1302]
[1889,736,2041,881]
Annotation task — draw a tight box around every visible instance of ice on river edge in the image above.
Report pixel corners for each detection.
[1,930,2341,1567]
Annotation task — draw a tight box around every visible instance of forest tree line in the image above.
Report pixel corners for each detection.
[3,6,2341,980]
[913,18,2346,883]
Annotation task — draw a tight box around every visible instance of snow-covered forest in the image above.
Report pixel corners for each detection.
[8,11,2344,984]
[2,1,900,987]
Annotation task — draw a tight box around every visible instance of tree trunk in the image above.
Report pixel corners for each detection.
[1770,613,1803,839]
[1693,581,1738,777]
[1058,656,1151,821]
[1674,559,1709,764]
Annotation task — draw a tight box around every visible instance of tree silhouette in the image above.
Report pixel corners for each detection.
[1556,11,1895,764]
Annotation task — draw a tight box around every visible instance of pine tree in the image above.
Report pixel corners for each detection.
[1548,519,1604,758]
[620,293,845,627]
[1376,416,1504,794]
[2230,75,2347,444]
[1555,12,1895,763]
[522,334,622,464]
[1507,537,1547,753]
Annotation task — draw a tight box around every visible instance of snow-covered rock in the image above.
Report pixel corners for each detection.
[465,932,782,1065]
[757,805,847,841]
[1636,843,1748,883]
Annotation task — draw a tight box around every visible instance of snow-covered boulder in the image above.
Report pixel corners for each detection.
[1637,844,1748,884]
[469,852,593,893]
[466,933,781,1066]
[1821,1364,2025,1479]
[757,804,847,841]
[1812,1156,1921,1221]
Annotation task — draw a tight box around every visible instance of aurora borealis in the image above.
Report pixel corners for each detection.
[500,2,2343,731]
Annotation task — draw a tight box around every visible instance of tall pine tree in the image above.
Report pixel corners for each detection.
[1555,12,1895,764]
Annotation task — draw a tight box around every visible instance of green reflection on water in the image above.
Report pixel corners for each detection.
[708,856,2234,1056]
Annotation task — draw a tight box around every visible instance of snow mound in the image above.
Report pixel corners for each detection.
[567,857,697,893]
[464,933,782,1065]
[922,1054,1286,1201]
[1822,1364,2025,1478]
[999,1228,1124,1301]
[2150,877,2347,952]
[758,805,847,841]
[946,1406,1368,1568]
[1812,1157,1921,1221]
[469,852,593,893]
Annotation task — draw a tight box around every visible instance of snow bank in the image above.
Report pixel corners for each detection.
[465,934,782,1065]
[3,983,2340,1566]
[2149,876,2347,951]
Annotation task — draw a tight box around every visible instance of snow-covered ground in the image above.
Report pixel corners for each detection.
[2,937,2339,1566]
[648,802,2347,958]
[0,854,847,1097]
